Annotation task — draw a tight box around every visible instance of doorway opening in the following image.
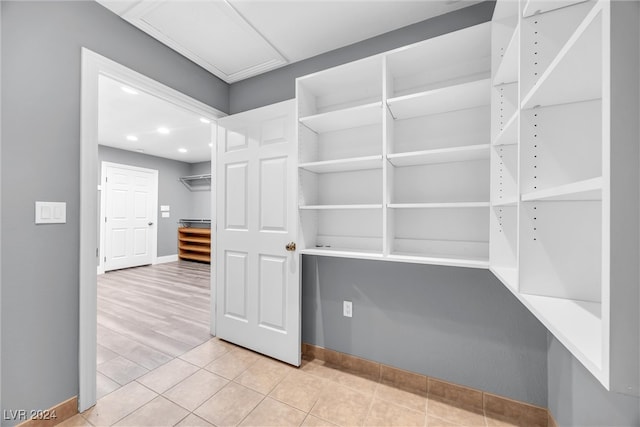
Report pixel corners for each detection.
[80,48,225,411]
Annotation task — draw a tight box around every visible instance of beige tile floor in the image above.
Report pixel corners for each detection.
[60,337,521,427]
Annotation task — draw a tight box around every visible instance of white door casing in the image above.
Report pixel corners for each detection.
[80,48,224,412]
[103,162,158,271]
[215,100,300,366]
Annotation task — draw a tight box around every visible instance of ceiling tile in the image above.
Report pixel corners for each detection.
[229,0,481,63]
[122,0,288,82]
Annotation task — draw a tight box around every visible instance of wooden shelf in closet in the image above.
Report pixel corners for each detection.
[386,78,491,120]
[521,177,602,202]
[298,155,383,173]
[387,144,490,167]
[492,111,518,146]
[522,0,588,18]
[492,25,519,86]
[520,3,602,109]
[298,102,382,133]
[178,227,211,263]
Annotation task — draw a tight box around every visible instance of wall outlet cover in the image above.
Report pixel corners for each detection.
[343,301,353,318]
[35,201,66,224]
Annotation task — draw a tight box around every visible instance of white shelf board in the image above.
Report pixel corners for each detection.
[387,79,490,120]
[521,293,603,372]
[300,248,384,260]
[299,204,383,210]
[493,25,519,85]
[389,202,489,209]
[490,266,519,291]
[492,198,518,207]
[299,155,383,174]
[521,2,602,109]
[387,252,489,269]
[492,111,518,146]
[299,101,382,133]
[297,55,382,94]
[521,177,602,202]
[388,144,490,167]
[522,0,589,18]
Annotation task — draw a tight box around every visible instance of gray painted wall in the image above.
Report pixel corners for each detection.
[1,0,635,421]
[547,335,640,427]
[188,161,212,220]
[99,146,200,257]
[0,0,3,413]
[229,1,640,421]
[0,1,227,422]
[302,256,548,406]
[546,3,640,426]
[229,1,496,114]
[231,0,550,408]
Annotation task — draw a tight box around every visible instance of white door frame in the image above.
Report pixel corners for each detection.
[99,161,159,275]
[79,48,225,412]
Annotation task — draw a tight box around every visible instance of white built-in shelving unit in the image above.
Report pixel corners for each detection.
[295,0,638,395]
[489,0,639,396]
[490,0,520,295]
[516,0,610,389]
[297,23,492,268]
[297,56,385,257]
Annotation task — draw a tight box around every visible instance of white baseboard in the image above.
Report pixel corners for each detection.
[155,254,179,264]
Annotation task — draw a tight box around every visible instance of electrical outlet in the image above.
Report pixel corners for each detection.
[343,301,353,318]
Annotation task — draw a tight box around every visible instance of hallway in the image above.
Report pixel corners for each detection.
[96,261,211,399]
[53,261,545,426]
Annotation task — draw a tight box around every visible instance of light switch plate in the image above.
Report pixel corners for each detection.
[160,205,170,212]
[35,201,66,224]
[161,212,170,218]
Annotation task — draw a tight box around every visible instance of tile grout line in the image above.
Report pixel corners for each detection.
[424,389,429,427]
[235,393,268,427]
[362,381,380,426]
[102,380,160,427]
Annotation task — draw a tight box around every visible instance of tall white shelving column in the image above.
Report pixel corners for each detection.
[384,23,492,268]
[296,56,385,259]
[490,0,520,290]
[491,0,639,395]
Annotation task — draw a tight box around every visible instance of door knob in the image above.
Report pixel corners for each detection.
[148,222,154,226]
[285,242,296,252]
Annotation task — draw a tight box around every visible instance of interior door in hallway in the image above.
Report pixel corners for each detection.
[103,162,158,271]
[215,100,300,366]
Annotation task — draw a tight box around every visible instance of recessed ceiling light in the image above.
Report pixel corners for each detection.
[208,143,213,147]
[157,127,170,134]
[121,86,139,95]
[200,117,211,124]
[178,148,187,153]
[126,135,138,142]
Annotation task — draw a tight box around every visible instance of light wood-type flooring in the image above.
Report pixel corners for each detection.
[96,260,212,399]
[61,260,541,426]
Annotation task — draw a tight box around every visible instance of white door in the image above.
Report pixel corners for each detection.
[215,100,300,366]
[104,163,158,271]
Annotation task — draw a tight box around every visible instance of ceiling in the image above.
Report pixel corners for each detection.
[97,1,481,163]
[98,74,213,163]
[97,0,482,83]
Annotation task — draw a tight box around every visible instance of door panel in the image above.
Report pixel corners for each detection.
[225,162,249,230]
[260,157,288,231]
[104,164,157,271]
[261,116,287,145]
[224,251,249,320]
[226,129,248,151]
[133,228,148,256]
[258,254,287,331]
[111,229,127,259]
[216,100,299,366]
